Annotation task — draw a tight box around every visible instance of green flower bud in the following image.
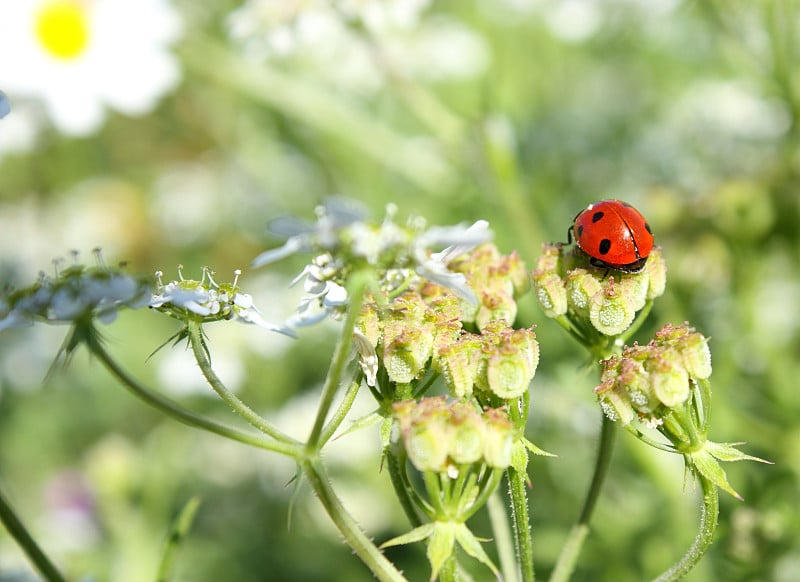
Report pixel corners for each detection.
[393,398,450,472]
[384,325,434,383]
[535,243,563,275]
[476,325,538,400]
[476,289,517,331]
[501,251,530,296]
[437,337,482,399]
[617,272,649,313]
[533,271,567,317]
[482,408,514,469]
[653,323,712,380]
[448,403,485,465]
[589,279,636,336]
[646,348,690,407]
[356,301,380,348]
[595,378,637,426]
[644,246,667,299]
[565,269,602,317]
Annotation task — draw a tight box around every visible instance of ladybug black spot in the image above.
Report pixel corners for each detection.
[645,222,652,234]
[577,225,584,237]
[591,211,604,223]
[598,239,611,255]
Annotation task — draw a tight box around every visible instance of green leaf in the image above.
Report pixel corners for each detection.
[705,441,772,464]
[523,437,557,457]
[336,409,383,440]
[380,523,435,549]
[689,449,742,500]
[511,440,529,475]
[427,523,457,581]
[455,523,501,579]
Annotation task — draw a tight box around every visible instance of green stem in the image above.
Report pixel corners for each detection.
[508,466,535,582]
[187,321,299,445]
[652,476,719,582]
[89,335,302,458]
[307,271,370,450]
[386,451,426,526]
[488,489,519,582]
[318,372,363,448]
[302,459,407,582]
[550,414,617,582]
[619,299,654,344]
[0,484,67,582]
[462,468,504,521]
[155,496,201,582]
[439,553,458,582]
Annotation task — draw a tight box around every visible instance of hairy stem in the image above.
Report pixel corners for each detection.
[302,459,407,582]
[488,488,520,582]
[508,466,535,582]
[307,270,370,450]
[652,476,719,582]
[188,321,299,444]
[89,335,302,458]
[550,414,617,582]
[0,484,67,582]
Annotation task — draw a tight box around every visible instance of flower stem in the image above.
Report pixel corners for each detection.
[387,451,426,526]
[301,459,407,582]
[187,321,299,445]
[550,413,617,582]
[88,334,302,458]
[307,270,370,451]
[652,475,719,582]
[0,484,67,582]
[508,466,535,582]
[488,488,520,582]
[318,372,363,448]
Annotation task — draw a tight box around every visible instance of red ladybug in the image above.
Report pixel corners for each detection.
[568,200,654,273]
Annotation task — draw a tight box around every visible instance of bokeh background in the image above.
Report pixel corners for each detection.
[1,1,798,580]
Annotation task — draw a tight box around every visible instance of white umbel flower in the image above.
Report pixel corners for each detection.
[0,0,182,136]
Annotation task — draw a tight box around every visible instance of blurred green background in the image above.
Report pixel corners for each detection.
[1,0,798,580]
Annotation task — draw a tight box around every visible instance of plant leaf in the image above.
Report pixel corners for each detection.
[427,522,457,581]
[705,441,772,464]
[690,449,742,500]
[523,437,557,457]
[380,523,435,549]
[455,523,501,579]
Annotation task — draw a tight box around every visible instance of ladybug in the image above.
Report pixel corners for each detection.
[568,199,654,273]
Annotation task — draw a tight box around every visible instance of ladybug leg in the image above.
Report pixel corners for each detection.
[588,257,611,279]
[566,225,574,245]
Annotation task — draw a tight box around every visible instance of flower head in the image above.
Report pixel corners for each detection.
[533,241,667,340]
[0,0,182,135]
[0,250,152,331]
[150,267,295,336]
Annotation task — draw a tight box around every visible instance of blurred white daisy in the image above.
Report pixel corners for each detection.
[0,0,182,136]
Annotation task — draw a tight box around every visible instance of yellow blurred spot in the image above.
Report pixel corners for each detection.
[35,0,90,60]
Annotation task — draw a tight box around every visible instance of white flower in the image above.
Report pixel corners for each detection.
[0,252,153,330]
[0,0,182,136]
[0,90,9,119]
[150,267,296,337]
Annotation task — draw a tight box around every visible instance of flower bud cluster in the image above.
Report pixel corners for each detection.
[445,244,529,330]
[0,252,152,331]
[393,397,514,473]
[356,281,537,399]
[533,242,666,337]
[595,323,712,426]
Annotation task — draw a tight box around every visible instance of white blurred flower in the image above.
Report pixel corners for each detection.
[0,0,182,136]
[226,0,488,92]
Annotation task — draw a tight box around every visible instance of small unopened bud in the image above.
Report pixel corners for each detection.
[653,323,712,380]
[645,247,667,299]
[482,408,514,468]
[384,326,434,383]
[501,251,530,296]
[595,378,637,426]
[617,273,648,313]
[437,338,482,399]
[647,348,690,407]
[356,301,380,347]
[565,269,602,317]
[535,243,563,275]
[476,325,538,400]
[589,279,636,336]
[448,403,485,465]
[533,271,567,317]
[476,289,517,331]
